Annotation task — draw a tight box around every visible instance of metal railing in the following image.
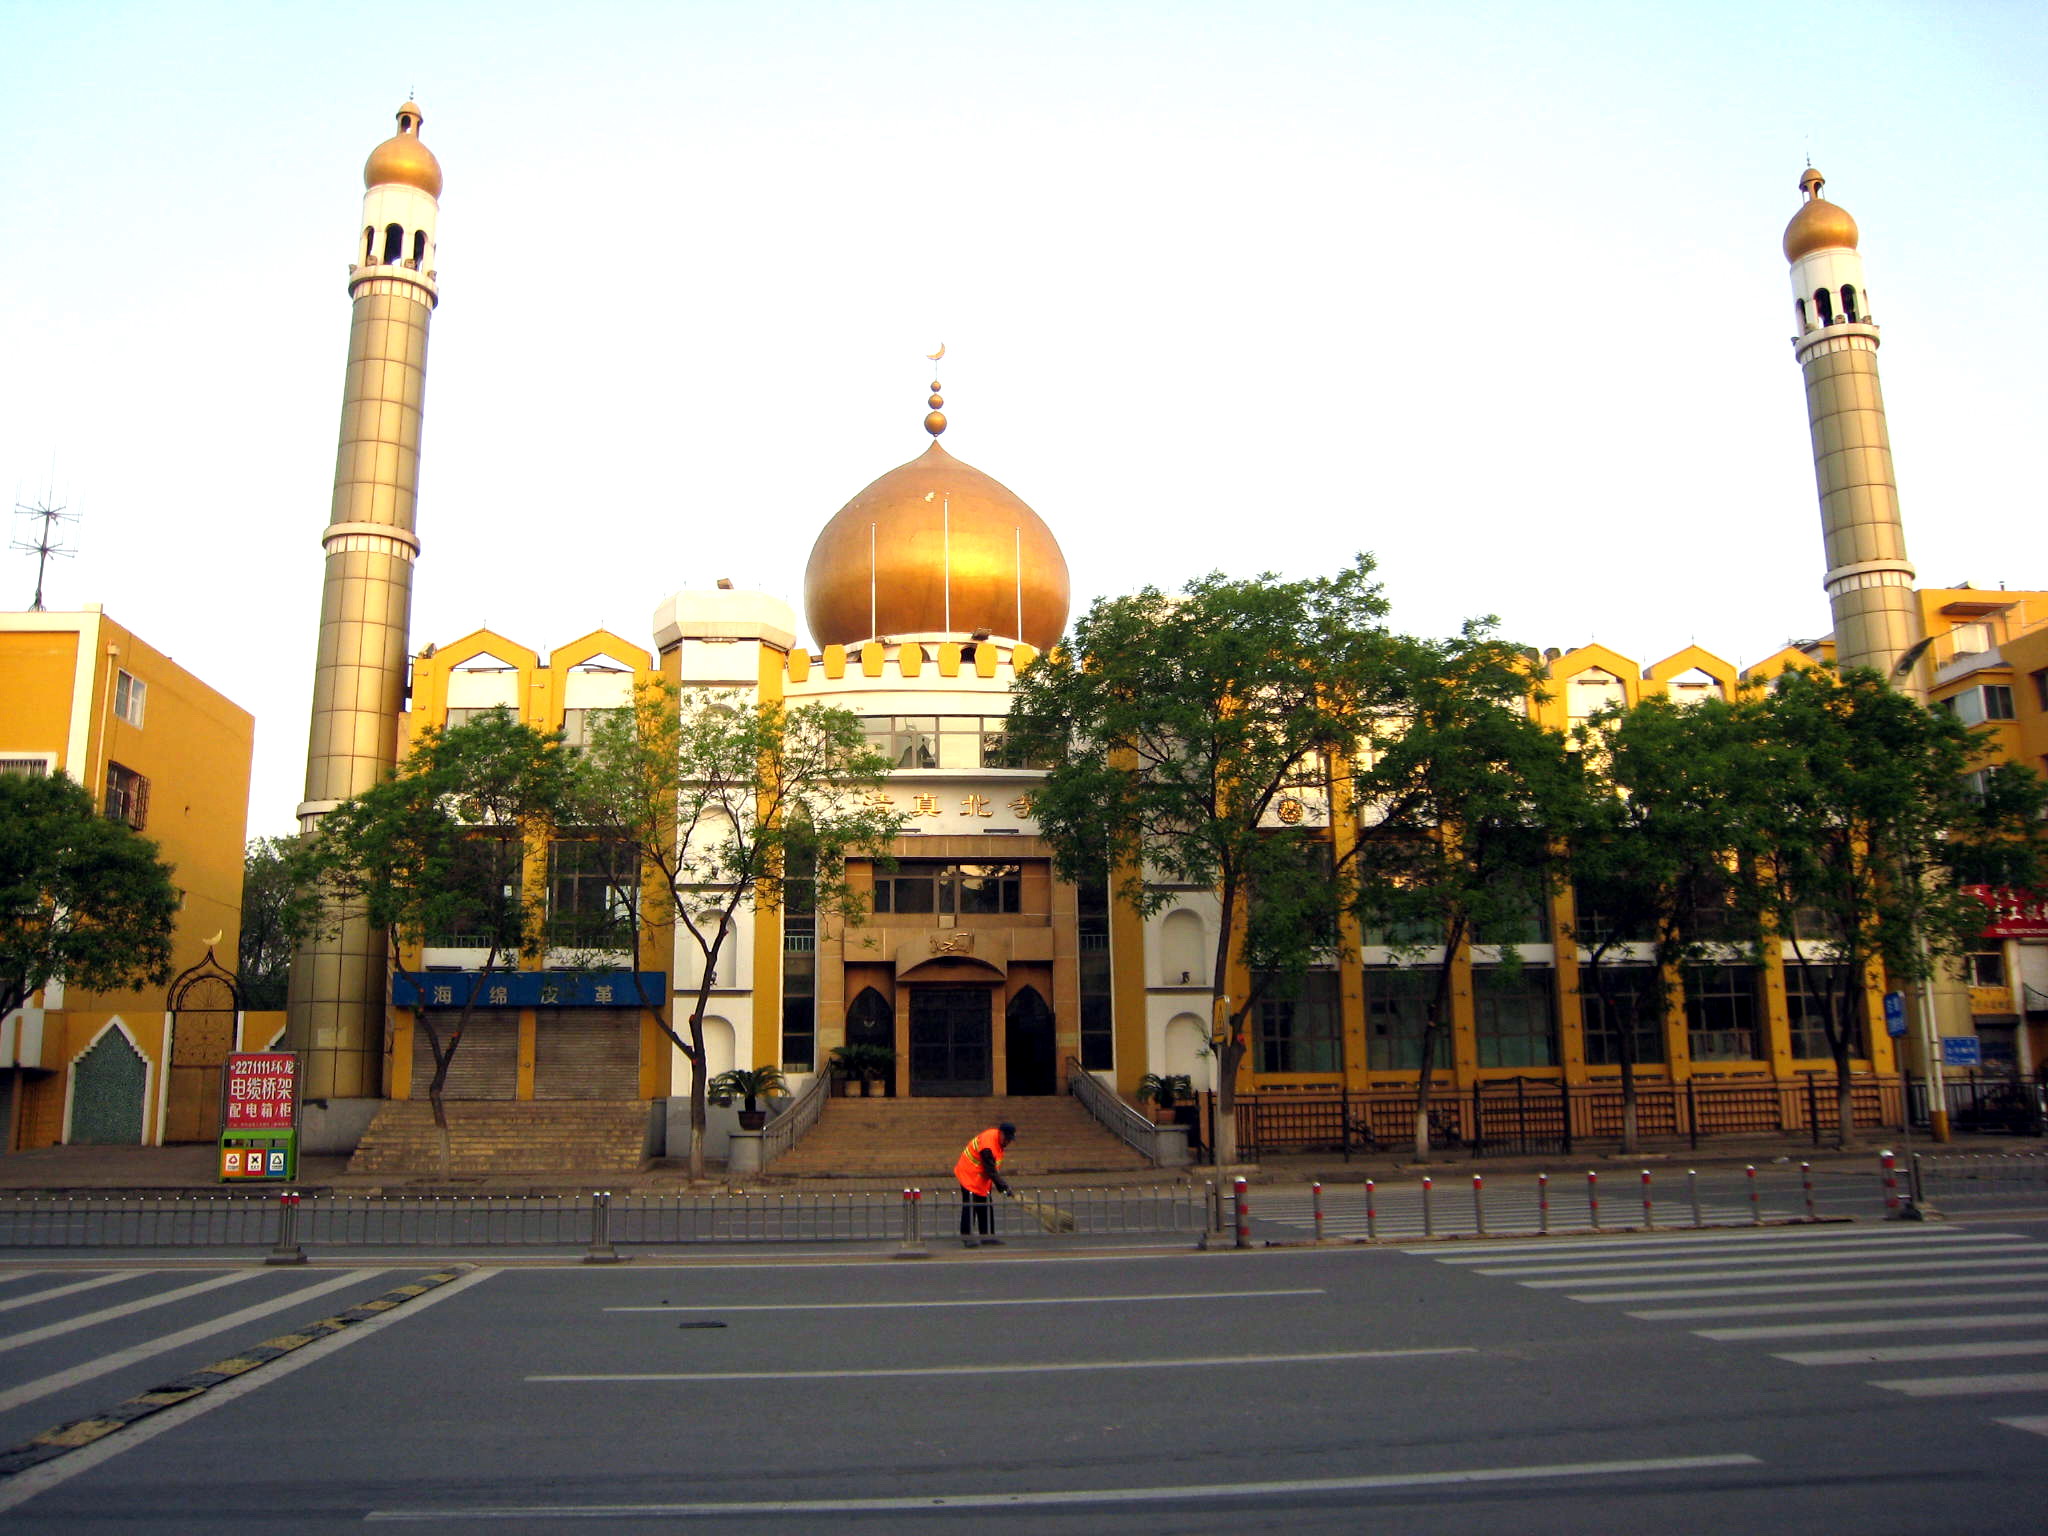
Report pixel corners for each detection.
[1066,1056,1170,1164]
[0,1183,1203,1257]
[1910,1149,2048,1203]
[1233,1075,1908,1158]
[760,1067,832,1169]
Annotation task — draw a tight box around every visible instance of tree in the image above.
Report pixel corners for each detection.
[0,771,181,1021]
[1352,625,1578,1160]
[1006,557,1404,1167]
[572,681,903,1181]
[237,836,300,1010]
[293,709,581,1167]
[1562,695,1759,1152]
[1729,666,2047,1148]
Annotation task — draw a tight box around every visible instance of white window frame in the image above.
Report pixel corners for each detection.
[113,669,146,727]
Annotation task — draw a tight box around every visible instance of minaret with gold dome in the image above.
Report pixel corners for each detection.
[1783,166,1925,690]
[285,101,444,1106]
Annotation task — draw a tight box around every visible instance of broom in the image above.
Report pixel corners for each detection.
[1005,1188,1077,1234]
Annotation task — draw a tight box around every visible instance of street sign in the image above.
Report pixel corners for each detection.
[1883,992,1908,1039]
[1941,1035,1982,1067]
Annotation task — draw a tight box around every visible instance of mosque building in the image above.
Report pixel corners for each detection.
[266,108,2043,1165]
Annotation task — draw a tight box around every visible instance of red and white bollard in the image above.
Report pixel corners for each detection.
[1687,1170,1703,1227]
[1537,1171,1550,1235]
[1472,1174,1487,1236]
[1312,1181,1325,1243]
[1641,1169,1655,1230]
[1881,1149,1900,1216]
[1364,1178,1378,1241]
[1587,1170,1601,1230]
[1802,1162,1817,1221]
[1234,1176,1251,1249]
[1421,1175,1435,1237]
[1746,1164,1763,1225]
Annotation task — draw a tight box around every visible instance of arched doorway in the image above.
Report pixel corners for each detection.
[909,987,992,1096]
[166,951,240,1143]
[1005,986,1057,1095]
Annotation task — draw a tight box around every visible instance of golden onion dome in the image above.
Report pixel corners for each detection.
[363,101,442,197]
[1783,167,1857,262]
[804,439,1070,652]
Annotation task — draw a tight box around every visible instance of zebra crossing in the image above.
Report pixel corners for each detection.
[1400,1224,2048,1440]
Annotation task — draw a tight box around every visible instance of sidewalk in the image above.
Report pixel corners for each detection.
[0,1130,2009,1196]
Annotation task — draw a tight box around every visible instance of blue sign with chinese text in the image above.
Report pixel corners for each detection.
[1941,1035,1983,1067]
[390,971,665,1009]
[1883,992,1907,1038]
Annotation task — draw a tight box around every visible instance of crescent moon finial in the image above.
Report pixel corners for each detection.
[206,930,223,948]
[926,342,945,362]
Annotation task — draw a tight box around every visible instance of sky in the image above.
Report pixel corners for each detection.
[4,0,2044,839]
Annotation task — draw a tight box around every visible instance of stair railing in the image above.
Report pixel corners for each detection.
[1065,1057,1168,1165]
[760,1067,833,1170]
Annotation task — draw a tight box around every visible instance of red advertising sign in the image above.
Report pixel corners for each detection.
[223,1052,297,1128]
[1965,886,2048,940]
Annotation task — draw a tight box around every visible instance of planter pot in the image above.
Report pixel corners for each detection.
[736,1109,768,1131]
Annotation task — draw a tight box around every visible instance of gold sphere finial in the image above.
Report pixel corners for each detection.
[364,97,443,197]
[1782,164,1858,263]
[923,345,947,436]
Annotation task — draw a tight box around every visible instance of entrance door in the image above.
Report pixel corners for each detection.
[909,987,992,1096]
[1005,986,1057,1095]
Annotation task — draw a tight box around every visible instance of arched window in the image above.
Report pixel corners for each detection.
[846,988,894,1050]
[383,223,404,264]
[412,229,428,267]
[1814,287,1835,325]
[1161,909,1206,985]
[1841,284,1859,322]
[363,227,376,265]
[1795,298,1809,331]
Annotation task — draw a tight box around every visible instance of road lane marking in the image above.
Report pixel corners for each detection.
[0,1271,255,1354]
[534,1346,1476,1383]
[1630,1289,2048,1320]
[0,1269,385,1414]
[0,1272,133,1314]
[0,1273,43,1288]
[605,1288,1324,1312]
[1523,1255,2048,1289]
[0,1267,495,1514]
[1775,1339,2048,1366]
[1568,1271,2048,1303]
[1414,1231,2010,1261]
[1873,1372,2048,1397]
[1995,1415,2048,1437]
[1695,1311,2048,1342]
[364,1453,1765,1520]
[1475,1241,2039,1277]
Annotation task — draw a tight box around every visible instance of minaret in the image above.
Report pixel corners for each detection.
[1783,166,1926,691]
[285,102,443,1106]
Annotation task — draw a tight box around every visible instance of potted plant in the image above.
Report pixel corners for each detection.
[708,1065,788,1130]
[1136,1073,1192,1124]
[829,1043,896,1097]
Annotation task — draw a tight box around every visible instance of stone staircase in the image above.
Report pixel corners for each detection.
[763,1095,1156,1182]
[346,1100,649,1177]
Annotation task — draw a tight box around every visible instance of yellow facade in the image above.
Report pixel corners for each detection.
[1,608,259,1147]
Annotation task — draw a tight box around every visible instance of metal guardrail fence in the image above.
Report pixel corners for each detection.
[0,1184,1204,1258]
[1910,1150,2048,1202]
[1066,1056,1172,1164]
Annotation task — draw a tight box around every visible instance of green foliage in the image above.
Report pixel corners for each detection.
[292,709,583,1126]
[1135,1072,1191,1109]
[573,681,905,1175]
[0,771,181,1018]
[828,1042,896,1083]
[1007,558,1403,1162]
[708,1064,788,1111]
[237,836,300,1010]
[1730,667,2047,1068]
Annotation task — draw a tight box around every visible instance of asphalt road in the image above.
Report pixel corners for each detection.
[5,1220,2048,1533]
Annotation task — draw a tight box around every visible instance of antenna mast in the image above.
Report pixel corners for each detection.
[11,498,79,611]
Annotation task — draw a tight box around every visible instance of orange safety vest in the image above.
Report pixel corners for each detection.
[955,1127,1006,1194]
